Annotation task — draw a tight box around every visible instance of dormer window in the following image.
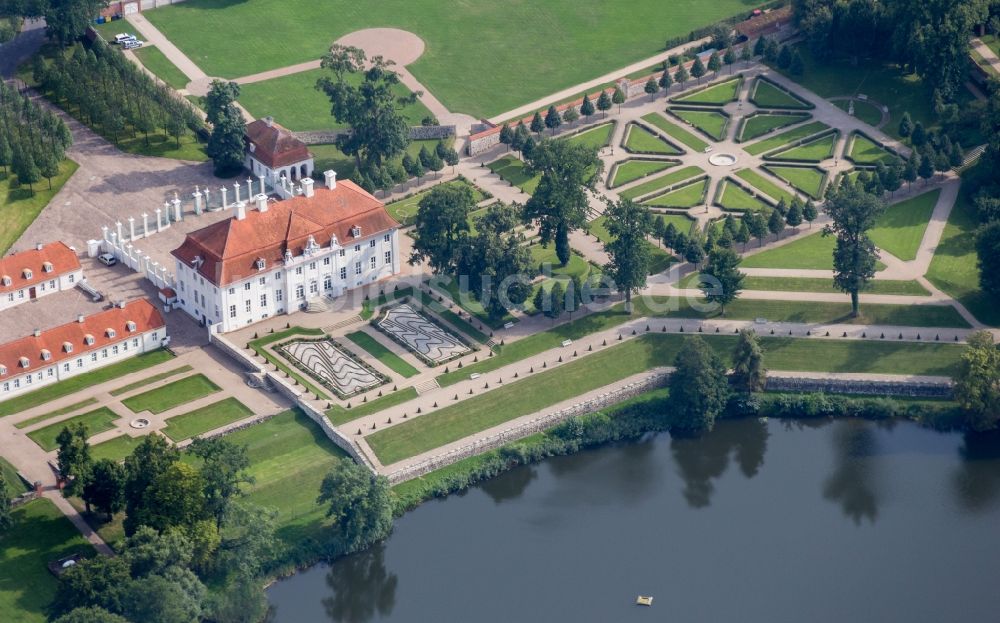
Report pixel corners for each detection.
[83,334,95,346]
[40,349,51,361]
[126,321,136,332]
[191,255,204,269]
[0,364,6,376]
[42,262,53,273]
[63,342,73,353]
[1,275,10,286]
[283,249,293,264]
[255,258,266,271]
[106,328,117,339]
[22,269,32,279]
[351,226,362,238]
[18,356,30,368]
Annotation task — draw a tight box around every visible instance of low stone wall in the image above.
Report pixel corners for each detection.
[766,376,953,399]
[297,399,379,473]
[295,125,455,145]
[210,331,264,374]
[385,371,671,484]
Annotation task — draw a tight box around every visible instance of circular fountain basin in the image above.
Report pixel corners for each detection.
[130,418,150,429]
[709,153,737,167]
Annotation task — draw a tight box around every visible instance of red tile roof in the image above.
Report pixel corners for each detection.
[0,242,81,294]
[0,299,165,377]
[170,181,399,287]
[245,118,312,169]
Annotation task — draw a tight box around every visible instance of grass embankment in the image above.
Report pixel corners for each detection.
[750,78,812,109]
[0,350,174,417]
[672,76,742,105]
[369,332,964,464]
[716,179,771,211]
[671,108,728,141]
[737,276,929,296]
[0,162,78,254]
[133,45,190,90]
[869,189,939,261]
[642,179,707,208]
[121,374,220,414]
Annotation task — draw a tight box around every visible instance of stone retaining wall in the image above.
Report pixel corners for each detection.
[209,331,264,373]
[766,376,953,398]
[294,125,456,146]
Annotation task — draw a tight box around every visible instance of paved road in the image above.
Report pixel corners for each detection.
[972,38,1000,75]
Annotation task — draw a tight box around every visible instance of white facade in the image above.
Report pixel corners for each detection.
[245,150,315,188]
[174,228,401,332]
[0,330,166,404]
[0,267,83,312]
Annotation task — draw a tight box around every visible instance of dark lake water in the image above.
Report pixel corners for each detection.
[266,417,1000,623]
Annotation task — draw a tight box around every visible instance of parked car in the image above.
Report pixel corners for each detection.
[122,39,144,50]
[97,253,117,266]
[113,33,135,44]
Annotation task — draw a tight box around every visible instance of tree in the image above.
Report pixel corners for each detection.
[82,459,125,521]
[767,206,786,240]
[522,139,601,266]
[498,123,514,151]
[918,151,935,184]
[790,50,805,75]
[949,142,964,169]
[52,556,132,618]
[953,331,1000,431]
[668,337,729,434]
[56,423,91,499]
[562,106,579,127]
[318,45,416,177]
[53,607,130,623]
[644,78,658,100]
[735,219,751,249]
[612,86,625,113]
[548,281,566,319]
[458,203,533,318]
[684,236,705,265]
[658,69,673,95]
[530,111,544,135]
[15,149,40,194]
[690,57,706,83]
[0,135,11,174]
[188,437,254,526]
[206,105,246,177]
[898,111,913,138]
[409,182,475,273]
[317,459,394,555]
[777,45,793,69]
[823,183,886,316]
[707,51,722,76]
[203,80,240,126]
[137,462,208,534]
[404,152,424,182]
[803,199,818,228]
[903,156,918,189]
[436,141,459,173]
[700,247,744,315]
[674,62,689,86]
[652,215,666,247]
[911,121,927,146]
[786,200,803,229]
[121,566,206,623]
[602,198,652,313]
[544,105,562,134]
[977,221,1000,296]
[122,526,194,579]
[580,94,595,120]
[597,91,612,118]
[662,221,678,250]
[723,46,736,72]
[754,36,768,57]
[740,43,753,66]
[730,329,767,393]
[123,436,180,536]
[420,145,444,178]
[0,472,10,534]
[747,211,768,247]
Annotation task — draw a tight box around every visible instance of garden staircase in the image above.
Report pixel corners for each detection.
[415,378,440,395]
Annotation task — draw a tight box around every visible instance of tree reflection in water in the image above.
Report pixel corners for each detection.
[822,420,881,524]
[322,542,398,623]
[670,418,769,508]
[952,429,1000,513]
[481,465,537,504]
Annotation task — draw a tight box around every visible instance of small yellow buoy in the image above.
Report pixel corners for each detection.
[636,596,653,606]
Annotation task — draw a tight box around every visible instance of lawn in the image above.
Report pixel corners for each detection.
[26,407,119,452]
[248,327,330,398]
[743,120,830,156]
[762,165,827,199]
[90,434,145,463]
[345,330,420,377]
[716,179,771,211]
[311,139,452,188]
[487,155,540,194]
[869,189,939,261]
[651,213,696,235]
[14,398,99,430]
[848,132,898,164]
[386,178,487,227]
[750,78,812,109]
[215,409,347,547]
[145,0,760,118]
[326,387,419,426]
[0,457,26,495]
[742,230,888,272]
[0,350,174,417]
[622,124,682,155]
[133,45,190,90]
[642,178,707,208]
[770,132,837,162]
[368,332,964,463]
[0,498,96,623]
[108,365,194,397]
[738,113,811,142]
[0,161,78,254]
[610,159,676,188]
[237,68,433,132]
[671,108,729,140]
[589,216,673,274]
[641,112,709,151]
[619,166,703,201]
[926,175,1000,326]
[564,122,615,149]
[672,76,742,105]
[162,397,254,441]
[735,168,797,204]
[739,276,930,296]
[529,244,594,281]
[834,98,883,127]
[121,374,220,415]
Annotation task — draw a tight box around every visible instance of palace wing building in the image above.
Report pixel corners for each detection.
[0,242,83,312]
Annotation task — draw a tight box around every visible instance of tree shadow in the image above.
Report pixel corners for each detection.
[822,420,881,524]
[670,418,769,508]
[951,429,1000,514]
[320,542,398,623]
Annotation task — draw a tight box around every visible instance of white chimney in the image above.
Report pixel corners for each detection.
[33,328,41,337]
[256,193,268,212]
[117,300,127,309]
[264,116,273,127]
[235,202,247,221]
[77,314,85,323]
[35,242,43,251]
[302,178,314,198]
[324,169,337,190]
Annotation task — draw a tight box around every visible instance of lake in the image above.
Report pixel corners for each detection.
[266,417,1000,622]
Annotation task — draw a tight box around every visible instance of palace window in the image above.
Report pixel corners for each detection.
[384,234,391,243]
[355,262,362,275]
[340,267,347,280]
[385,251,391,265]
[296,285,305,300]
[369,239,376,248]
[229,305,237,319]
[370,256,376,270]
[245,300,252,313]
